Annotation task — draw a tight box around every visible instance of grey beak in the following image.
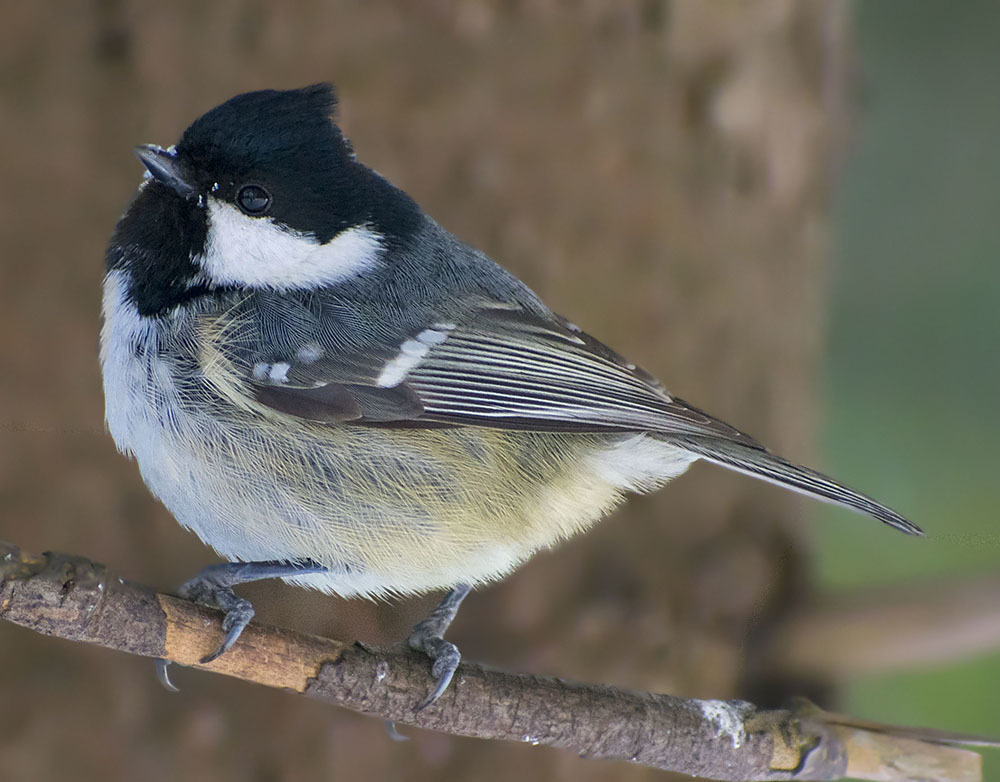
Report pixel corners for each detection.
[134,144,197,199]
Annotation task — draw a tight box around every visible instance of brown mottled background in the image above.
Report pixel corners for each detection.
[1,2,997,781]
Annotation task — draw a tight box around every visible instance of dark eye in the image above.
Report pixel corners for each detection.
[236,184,271,215]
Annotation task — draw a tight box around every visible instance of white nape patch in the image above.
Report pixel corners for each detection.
[252,362,270,380]
[376,326,454,388]
[588,434,698,493]
[698,700,752,749]
[201,199,382,289]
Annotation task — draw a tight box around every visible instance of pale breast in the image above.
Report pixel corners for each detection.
[101,271,697,599]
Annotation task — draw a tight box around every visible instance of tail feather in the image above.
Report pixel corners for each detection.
[676,437,923,536]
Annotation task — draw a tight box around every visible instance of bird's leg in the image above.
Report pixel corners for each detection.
[156,559,328,691]
[407,583,471,709]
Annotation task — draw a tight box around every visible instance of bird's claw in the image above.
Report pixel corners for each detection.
[155,657,179,692]
[409,627,462,710]
[151,559,328,690]
[154,586,253,690]
[405,584,470,709]
[198,597,255,663]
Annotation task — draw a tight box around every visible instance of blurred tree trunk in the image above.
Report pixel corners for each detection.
[0,2,848,780]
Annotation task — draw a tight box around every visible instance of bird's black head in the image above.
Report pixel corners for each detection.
[107,84,421,317]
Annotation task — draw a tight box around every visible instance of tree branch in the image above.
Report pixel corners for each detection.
[0,541,988,781]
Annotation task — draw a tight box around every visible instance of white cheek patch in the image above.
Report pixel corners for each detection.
[201,199,383,289]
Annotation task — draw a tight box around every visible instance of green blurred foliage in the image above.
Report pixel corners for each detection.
[819,0,1000,773]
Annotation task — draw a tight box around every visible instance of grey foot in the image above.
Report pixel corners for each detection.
[157,559,328,691]
[407,583,471,710]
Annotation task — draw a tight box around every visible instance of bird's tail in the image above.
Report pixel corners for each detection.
[674,437,923,536]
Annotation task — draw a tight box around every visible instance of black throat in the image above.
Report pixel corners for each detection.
[106,182,213,317]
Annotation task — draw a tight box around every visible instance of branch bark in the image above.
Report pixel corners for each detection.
[0,541,987,782]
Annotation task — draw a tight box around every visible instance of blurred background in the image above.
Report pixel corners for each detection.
[0,2,996,781]
[817,0,1000,758]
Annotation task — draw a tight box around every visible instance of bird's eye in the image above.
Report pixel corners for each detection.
[236,185,271,215]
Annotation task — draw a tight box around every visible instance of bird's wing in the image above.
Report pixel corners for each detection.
[208,291,762,445]
[201,290,922,536]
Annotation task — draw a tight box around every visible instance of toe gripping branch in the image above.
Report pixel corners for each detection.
[155,559,328,691]
[407,583,471,710]
[154,560,471,710]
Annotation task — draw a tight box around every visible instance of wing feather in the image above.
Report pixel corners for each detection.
[224,293,761,446]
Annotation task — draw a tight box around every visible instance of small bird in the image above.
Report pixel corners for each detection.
[101,84,921,707]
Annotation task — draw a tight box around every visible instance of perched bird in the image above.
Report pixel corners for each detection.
[101,84,920,707]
